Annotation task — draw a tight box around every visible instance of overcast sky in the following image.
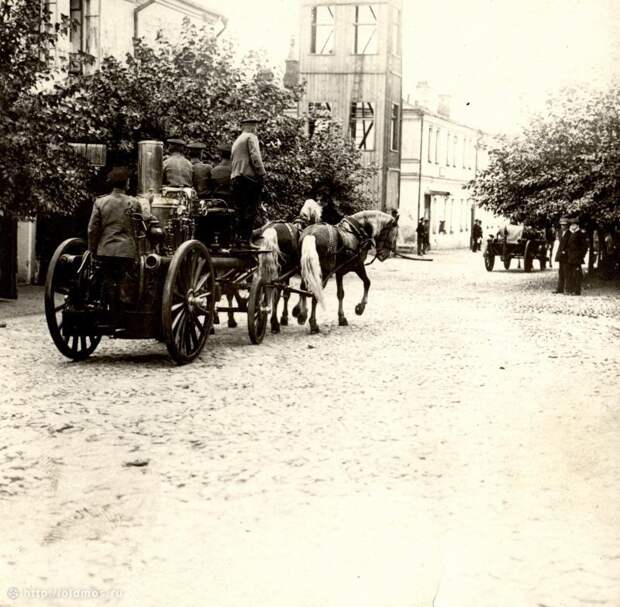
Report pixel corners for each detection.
[204,0,618,133]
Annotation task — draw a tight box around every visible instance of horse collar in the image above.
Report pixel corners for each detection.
[343,217,367,242]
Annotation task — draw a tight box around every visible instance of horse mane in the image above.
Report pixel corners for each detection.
[351,209,396,237]
[299,199,323,224]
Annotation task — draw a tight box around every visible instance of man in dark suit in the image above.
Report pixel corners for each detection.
[188,142,211,199]
[416,219,427,255]
[553,216,571,293]
[210,143,233,203]
[564,218,588,295]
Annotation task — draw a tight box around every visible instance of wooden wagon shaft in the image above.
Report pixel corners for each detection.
[393,252,434,261]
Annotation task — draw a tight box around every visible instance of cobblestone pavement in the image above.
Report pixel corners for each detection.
[0,250,618,607]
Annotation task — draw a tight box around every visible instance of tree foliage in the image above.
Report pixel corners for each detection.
[1,14,375,220]
[470,83,620,226]
[0,0,95,218]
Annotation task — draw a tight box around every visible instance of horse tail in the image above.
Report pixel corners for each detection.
[256,227,280,283]
[300,235,325,309]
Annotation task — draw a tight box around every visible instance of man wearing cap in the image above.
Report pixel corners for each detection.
[231,117,267,245]
[210,142,233,202]
[187,142,211,199]
[564,218,588,295]
[553,216,571,293]
[163,138,193,189]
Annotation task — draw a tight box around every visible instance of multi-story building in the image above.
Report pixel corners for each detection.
[296,0,403,211]
[399,82,499,249]
[3,1,225,295]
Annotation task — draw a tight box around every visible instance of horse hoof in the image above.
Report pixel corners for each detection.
[297,313,307,325]
[280,316,288,327]
[339,317,348,326]
[310,326,320,335]
[209,327,215,335]
[355,304,365,316]
[213,314,220,325]
[271,326,280,335]
[228,320,238,329]
[291,306,300,318]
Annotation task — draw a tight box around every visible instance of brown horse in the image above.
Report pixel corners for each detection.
[252,199,323,333]
[297,210,399,334]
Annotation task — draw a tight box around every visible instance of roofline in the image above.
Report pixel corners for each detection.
[403,103,491,136]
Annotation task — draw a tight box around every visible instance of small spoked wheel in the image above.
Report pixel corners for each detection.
[247,278,270,345]
[45,238,101,361]
[484,247,495,271]
[162,240,216,364]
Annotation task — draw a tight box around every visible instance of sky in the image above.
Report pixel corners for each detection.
[202,0,619,133]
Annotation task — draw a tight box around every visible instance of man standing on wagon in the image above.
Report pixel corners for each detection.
[231,116,267,247]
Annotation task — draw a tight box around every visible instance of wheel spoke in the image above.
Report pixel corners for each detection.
[192,257,206,287]
[172,307,185,334]
[71,336,78,353]
[80,335,86,351]
[194,269,211,292]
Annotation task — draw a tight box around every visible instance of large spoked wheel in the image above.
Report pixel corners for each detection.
[45,238,101,361]
[523,240,534,272]
[483,246,495,271]
[162,240,216,365]
[247,278,270,345]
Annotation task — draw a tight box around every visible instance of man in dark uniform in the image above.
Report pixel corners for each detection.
[553,216,571,293]
[472,219,483,251]
[210,142,233,203]
[315,185,343,225]
[416,218,427,255]
[88,167,149,305]
[163,138,193,188]
[187,142,211,199]
[564,217,588,295]
[231,117,266,246]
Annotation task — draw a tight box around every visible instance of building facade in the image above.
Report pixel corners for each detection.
[297,0,403,211]
[399,85,499,249]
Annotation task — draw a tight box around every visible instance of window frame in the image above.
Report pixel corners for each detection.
[390,103,400,151]
[310,5,335,55]
[353,4,378,55]
[349,101,375,151]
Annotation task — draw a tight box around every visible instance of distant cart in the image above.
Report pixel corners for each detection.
[483,225,549,272]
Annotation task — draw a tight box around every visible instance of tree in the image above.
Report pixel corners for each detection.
[49,23,375,220]
[470,83,620,227]
[0,0,94,218]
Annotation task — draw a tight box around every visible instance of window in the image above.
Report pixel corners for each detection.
[390,103,400,151]
[308,102,332,138]
[435,128,440,164]
[69,0,83,73]
[445,131,451,166]
[353,5,378,54]
[453,135,458,167]
[311,6,335,55]
[391,7,401,56]
[427,126,433,162]
[350,101,375,150]
[462,137,467,168]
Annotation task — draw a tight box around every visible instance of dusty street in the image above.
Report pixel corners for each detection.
[0,250,618,607]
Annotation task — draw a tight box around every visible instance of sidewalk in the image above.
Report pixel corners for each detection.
[0,285,44,322]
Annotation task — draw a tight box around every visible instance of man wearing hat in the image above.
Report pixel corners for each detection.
[163,138,193,189]
[187,142,211,199]
[315,184,343,226]
[553,216,571,293]
[564,217,588,295]
[231,117,267,246]
[210,142,233,202]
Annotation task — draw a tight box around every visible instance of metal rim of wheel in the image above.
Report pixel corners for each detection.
[247,277,269,345]
[484,248,495,271]
[523,240,533,272]
[162,240,216,364]
[44,238,101,361]
[503,255,511,270]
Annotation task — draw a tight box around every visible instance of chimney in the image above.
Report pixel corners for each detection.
[438,94,451,119]
[283,37,299,90]
[414,81,431,109]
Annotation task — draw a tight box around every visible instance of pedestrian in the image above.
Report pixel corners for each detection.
[416,218,426,255]
[472,219,483,252]
[423,219,431,253]
[210,142,233,204]
[163,138,193,189]
[553,216,571,293]
[187,142,211,199]
[564,217,588,295]
[231,116,267,247]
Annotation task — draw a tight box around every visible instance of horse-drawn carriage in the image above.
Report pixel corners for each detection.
[483,224,549,272]
[45,151,271,365]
